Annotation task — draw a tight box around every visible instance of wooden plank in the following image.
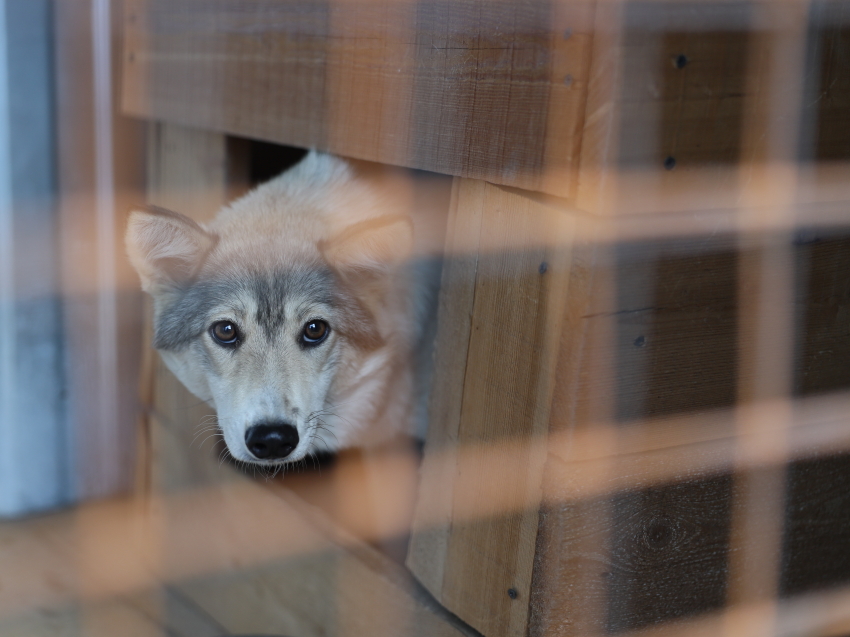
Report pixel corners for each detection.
[408,179,576,637]
[799,2,850,162]
[163,475,475,637]
[55,0,146,501]
[146,122,231,223]
[525,232,746,634]
[0,473,473,637]
[781,453,850,597]
[575,1,826,217]
[0,599,170,637]
[126,587,228,637]
[793,231,850,396]
[406,178,485,595]
[122,0,594,198]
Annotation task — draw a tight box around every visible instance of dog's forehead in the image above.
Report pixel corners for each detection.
[246,266,336,338]
[154,258,338,350]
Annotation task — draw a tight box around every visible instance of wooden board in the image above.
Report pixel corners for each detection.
[170,481,476,637]
[408,178,577,637]
[523,228,850,635]
[575,1,850,218]
[0,461,475,637]
[55,0,146,501]
[794,230,850,396]
[800,2,850,162]
[122,0,595,199]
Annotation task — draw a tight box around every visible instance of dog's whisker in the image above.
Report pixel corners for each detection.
[191,427,221,444]
[198,433,224,450]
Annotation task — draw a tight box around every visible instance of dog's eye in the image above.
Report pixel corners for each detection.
[302,320,329,344]
[210,320,239,345]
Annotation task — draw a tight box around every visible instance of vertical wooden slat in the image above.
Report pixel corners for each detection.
[408,179,576,637]
[406,178,485,595]
[575,0,625,217]
[55,0,145,501]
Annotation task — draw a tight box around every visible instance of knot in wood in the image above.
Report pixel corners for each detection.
[643,518,674,550]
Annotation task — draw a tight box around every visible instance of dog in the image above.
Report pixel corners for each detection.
[126,152,448,466]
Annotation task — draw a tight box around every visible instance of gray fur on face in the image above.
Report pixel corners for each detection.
[251,266,335,340]
[153,262,382,352]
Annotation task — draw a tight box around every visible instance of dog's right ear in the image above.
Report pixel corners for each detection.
[125,205,217,292]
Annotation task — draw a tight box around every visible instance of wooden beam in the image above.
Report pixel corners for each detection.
[122,0,594,199]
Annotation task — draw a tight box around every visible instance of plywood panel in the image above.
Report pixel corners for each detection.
[122,0,594,198]
[408,178,577,637]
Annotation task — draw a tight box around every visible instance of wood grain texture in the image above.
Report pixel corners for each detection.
[122,0,594,198]
[169,476,474,637]
[618,28,751,168]
[794,231,850,396]
[530,471,735,636]
[529,233,741,636]
[408,178,577,637]
[575,1,811,217]
[801,4,850,162]
[781,452,850,597]
[406,179,485,596]
[614,237,739,421]
[146,122,232,223]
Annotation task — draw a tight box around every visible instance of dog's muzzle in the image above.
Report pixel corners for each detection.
[245,423,299,460]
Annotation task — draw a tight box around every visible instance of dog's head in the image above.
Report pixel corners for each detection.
[126,158,416,465]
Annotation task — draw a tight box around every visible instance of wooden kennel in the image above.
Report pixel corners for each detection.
[114,1,850,635]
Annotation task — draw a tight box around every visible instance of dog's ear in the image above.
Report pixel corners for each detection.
[125,205,217,292]
[319,214,413,278]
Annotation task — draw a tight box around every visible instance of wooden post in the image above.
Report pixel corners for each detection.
[408,178,578,637]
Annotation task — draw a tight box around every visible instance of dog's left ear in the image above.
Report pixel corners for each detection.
[320,214,414,277]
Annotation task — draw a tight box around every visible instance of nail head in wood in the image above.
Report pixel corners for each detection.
[508,588,519,599]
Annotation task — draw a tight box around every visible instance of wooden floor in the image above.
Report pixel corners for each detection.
[0,503,225,637]
[0,435,471,637]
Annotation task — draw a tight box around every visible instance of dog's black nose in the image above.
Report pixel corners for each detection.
[245,423,299,460]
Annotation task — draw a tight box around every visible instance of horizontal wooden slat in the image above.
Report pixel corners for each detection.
[122,0,595,198]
